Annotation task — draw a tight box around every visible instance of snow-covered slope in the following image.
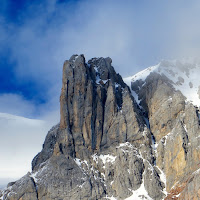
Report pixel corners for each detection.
[0,113,52,188]
[124,59,200,107]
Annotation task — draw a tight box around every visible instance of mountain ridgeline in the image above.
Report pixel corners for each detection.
[1,55,200,200]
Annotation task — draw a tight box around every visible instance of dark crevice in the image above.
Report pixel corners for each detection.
[115,84,123,110]
[99,88,106,149]
[30,177,39,200]
[181,121,189,159]
[59,143,64,154]
[144,113,157,166]
[91,83,96,150]
[66,73,76,157]
[196,109,200,125]
[67,79,72,130]
[120,107,128,142]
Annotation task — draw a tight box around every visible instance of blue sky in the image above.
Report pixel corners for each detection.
[1,0,200,119]
[1,0,200,187]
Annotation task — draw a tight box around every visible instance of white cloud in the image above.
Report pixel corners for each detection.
[0,88,60,119]
[0,93,59,187]
[6,0,200,83]
[0,94,36,117]
[0,112,55,186]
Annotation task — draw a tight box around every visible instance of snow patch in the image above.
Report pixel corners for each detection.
[92,154,116,166]
[124,182,153,200]
[193,167,200,175]
[183,124,188,132]
[74,158,82,167]
[123,77,142,108]
[131,90,141,106]
[99,154,116,165]
[124,59,200,107]
[117,142,134,149]
[151,135,157,150]
[74,158,89,169]
[157,167,167,195]
[105,195,117,200]
[174,193,181,198]
[79,182,86,188]
[30,172,38,183]
[125,65,158,82]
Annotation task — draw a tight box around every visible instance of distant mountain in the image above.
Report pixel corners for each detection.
[1,55,200,200]
[124,58,200,106]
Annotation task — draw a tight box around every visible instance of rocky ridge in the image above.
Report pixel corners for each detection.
[124,58,200,199]
[1,56,200,200]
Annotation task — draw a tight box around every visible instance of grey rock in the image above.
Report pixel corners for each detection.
[6,55,200,200]
[1,173,38,200]
[131,67,200,198]
[32,124,60,171]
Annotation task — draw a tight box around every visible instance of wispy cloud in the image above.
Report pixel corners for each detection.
[0,94,36,117]
[2,0,200,86]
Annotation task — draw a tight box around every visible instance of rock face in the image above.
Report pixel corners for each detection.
[1,56,200,200]
[124,59,200,199]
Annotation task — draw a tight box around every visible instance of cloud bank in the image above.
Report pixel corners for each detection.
[0,112,54,187]
[1,0,200,114]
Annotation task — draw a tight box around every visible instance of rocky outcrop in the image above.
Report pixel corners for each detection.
[0,173,38,200]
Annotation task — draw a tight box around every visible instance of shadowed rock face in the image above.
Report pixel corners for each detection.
[59,55,130,153]
[2,55,200,200]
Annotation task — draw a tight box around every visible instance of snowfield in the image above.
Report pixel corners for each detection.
[124,59,200,107]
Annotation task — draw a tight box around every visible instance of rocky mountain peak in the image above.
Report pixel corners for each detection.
[59,54,146,155]
[1,55,200,200]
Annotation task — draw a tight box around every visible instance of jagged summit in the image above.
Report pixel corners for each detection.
[124,58,200,107]
[1,55,200,200]
[59,54,146,155]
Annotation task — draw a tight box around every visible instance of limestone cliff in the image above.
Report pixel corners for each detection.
[124,59,200,199]
[1,56,200,200]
